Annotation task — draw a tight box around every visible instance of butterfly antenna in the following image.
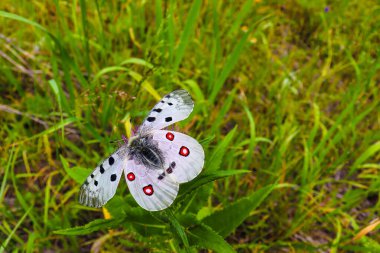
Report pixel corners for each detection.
[122,135,128,144]
[109,139,124,144]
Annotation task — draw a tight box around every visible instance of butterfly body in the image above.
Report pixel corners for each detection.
[79,90,204,211]
[127,133,165,170]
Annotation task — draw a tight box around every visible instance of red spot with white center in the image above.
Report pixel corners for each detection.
[179,146,190,157]
[127,172,135,181]
[166,132,174,141]
[143,185,154,196]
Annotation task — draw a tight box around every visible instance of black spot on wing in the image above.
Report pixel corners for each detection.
[109,156,115,165]
[165,117,172,122]
[110,174,117,182]
[168,102,173,106]
[94,180,98,186]
[91,174,94,178]
[153,108,162,113]
[100,165,105,174]
[147,117,156,122]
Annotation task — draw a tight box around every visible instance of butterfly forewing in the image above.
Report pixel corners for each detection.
[124,159,179,211]
[139,90,194,132]
[79,148,126,208]
[152,130,205,183]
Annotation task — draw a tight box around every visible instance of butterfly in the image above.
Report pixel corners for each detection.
[79,90,205,211]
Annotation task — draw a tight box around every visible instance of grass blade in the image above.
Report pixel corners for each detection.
[0,207,32,253]
[350,141,380,175]
[206,126,237,172]
[173,0,202,71]
[178,170,250,199]
[209,31,250,104]
[210,88,237,135]
[202,184,277,237]
[79,0,91,76]
[242,105,256,170]
[0,147,15,203]
[54,217,126,235]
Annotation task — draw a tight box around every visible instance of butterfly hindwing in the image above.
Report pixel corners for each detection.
[151,130,205,183]
[79,148,126,208]
[124,159,179,211]
[139,90,194,132]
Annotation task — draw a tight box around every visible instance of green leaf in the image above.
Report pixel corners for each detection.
[202,184,276,237]
[165,210,190,251]
[187,223,235,253]
[60,155,91,184]
[48,79,62,111]
[105,196,167,237]
[120,57,154,69]
[178,170,250,199]
[54,217,125,235]
[93,66,131,82]
[361,237,380,252]
[350,141,380,174]
[206,126,237,172]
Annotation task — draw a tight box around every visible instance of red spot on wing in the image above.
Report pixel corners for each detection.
[166,132,175,141]
[127,172,135,181]
[143,184,154,196]
[179,146,190,157]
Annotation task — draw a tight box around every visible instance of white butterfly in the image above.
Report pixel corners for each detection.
[79,90,205,211]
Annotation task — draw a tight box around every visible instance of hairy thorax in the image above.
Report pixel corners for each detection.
[127,134,165,170]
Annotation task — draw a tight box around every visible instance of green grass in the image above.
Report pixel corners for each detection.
[1,0,380,252]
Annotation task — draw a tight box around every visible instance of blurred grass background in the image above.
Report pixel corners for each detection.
[1,0,380,252]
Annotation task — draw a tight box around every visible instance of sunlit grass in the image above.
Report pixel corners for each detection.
[1,0,380,252]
